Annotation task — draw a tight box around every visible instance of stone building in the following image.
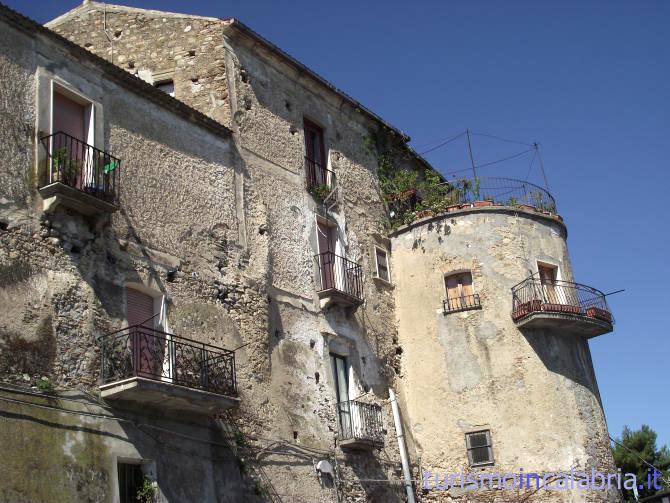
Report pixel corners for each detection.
[0,1,621,502]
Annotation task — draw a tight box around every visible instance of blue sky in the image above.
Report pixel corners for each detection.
[10,1,669,451]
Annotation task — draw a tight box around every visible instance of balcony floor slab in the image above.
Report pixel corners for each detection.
[39,182,117,215]
[514,311,613,338]
[100,376,239,415]
[339,437,384,451]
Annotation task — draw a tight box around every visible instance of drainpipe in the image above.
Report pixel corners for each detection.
[389,388,415,503]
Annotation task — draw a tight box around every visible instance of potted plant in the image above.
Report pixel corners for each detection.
[310,183,332,202]
[416,209,434,219]
[586,306,612,323]
[474,195,494,208]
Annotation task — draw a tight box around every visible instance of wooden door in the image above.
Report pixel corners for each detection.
[53,91,88,188]
[53,92,86,141]
[126,288,158,378]
[331,355,352,438]
[538,265,558,304]
[304,120,326,185]
[317,221,335,290]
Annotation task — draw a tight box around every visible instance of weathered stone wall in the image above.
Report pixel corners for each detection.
[48,4,233,127]
[0,16,269,503]
[0,386,252,503]
[2,4,417,502]
[391,209,620,502]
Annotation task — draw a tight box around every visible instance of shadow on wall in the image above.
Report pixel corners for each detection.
[344,450,404,502]
[522,329,602,401]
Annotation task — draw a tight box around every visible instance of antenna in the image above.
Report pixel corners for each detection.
[533,143,550,191]
[466,129,478,178]
[103,3,114,65]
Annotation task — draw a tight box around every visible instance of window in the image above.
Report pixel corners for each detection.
[118,462,145,503]
[444,271,481,313]
[155,80,175,97]
[374,247,390,283]
[465,430,494,466]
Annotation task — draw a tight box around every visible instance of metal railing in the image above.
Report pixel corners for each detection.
[100,325,237,396]
[336,399,384,446]
[315,252,363,302]
[443,293,482,314]
[511,274,613,323]
[305,156,335,193]
[40,132,120,205]
[389,176,556,224]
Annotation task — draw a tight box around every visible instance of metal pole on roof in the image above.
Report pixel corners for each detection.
[466,129,478,179]
[534,142,550,191]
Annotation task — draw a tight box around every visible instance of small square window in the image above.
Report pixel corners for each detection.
[374,247,390,283]
[465,430,494,466]
[155,80,175,97]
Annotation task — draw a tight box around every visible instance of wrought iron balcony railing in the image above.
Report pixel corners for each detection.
[315,252,363,302]
[443,293,482,314]
[40,132,120,205]
[100,325,237,397]
[511,274,613,324]
[305,156,336,194]
[336,399,384,447]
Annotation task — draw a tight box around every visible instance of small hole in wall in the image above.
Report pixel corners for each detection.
[188,50,196,57]
[127,61,135,69]
[240,70,249,83]
[114,30,122,38]
[191,77,199,83]
[84,42,93,48]
[274,329,281,339]
[293,431,298,440]
[284,100,291,111]
[309,339,315,349]
[395,347,403,355]
[314,372,319,384]
[0,221,8,231]
[361,356,366,365]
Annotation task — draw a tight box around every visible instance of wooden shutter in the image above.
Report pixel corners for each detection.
[445,274,461,310]
[376,248,389,282]
[126,288,154,328]
[461,273,474,297]
[53,91,86,141]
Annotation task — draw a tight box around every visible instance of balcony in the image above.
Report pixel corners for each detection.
[511,274,614,337]
[39,132,120,215]
[315,252,363,307]
[336,399,384,450]
[305,156,336,203]
[99,325,238,414]
[443,293,482,314]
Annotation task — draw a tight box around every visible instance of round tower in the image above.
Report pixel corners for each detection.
[390,178,619,501]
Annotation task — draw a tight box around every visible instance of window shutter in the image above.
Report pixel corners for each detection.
[126,288,154,328]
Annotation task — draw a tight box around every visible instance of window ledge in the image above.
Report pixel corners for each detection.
[372,276,393,288]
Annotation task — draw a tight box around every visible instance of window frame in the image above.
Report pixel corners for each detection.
[465,429,494,467]
[373,246,391,284]
[443,270,481,314]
